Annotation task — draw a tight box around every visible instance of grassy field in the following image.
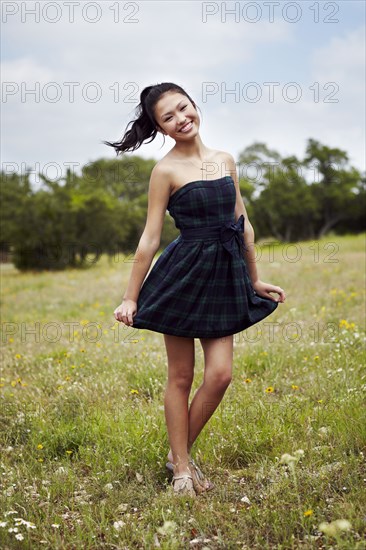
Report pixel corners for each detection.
[0,233,365,549]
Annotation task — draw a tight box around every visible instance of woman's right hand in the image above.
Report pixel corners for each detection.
[114,299,137,327]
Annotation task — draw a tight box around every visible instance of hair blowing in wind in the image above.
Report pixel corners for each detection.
[102,82,198,155]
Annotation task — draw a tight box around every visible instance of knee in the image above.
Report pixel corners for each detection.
[205,366,232,389]
[168,370,194,392]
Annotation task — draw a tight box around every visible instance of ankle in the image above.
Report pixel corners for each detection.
[172,459,190,475]
[174,466,191,477]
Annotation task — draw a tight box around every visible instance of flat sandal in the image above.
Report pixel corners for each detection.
[171,472,196,497]
[166,459,214,493]
[188,458,215,493]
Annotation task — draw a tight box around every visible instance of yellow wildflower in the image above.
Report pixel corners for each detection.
[265,386,274,393]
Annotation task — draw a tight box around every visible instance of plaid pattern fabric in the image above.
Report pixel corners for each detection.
[132,176,278,338]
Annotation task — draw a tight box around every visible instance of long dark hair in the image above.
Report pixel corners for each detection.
[103,82,199,155]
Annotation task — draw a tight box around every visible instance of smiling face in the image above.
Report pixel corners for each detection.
[153,91,200,140]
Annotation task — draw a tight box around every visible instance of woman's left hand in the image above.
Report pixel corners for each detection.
[252,280,286,303]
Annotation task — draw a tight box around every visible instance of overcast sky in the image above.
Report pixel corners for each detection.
[2,0,365,186]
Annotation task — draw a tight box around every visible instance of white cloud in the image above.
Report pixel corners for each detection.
[1,2,364,182]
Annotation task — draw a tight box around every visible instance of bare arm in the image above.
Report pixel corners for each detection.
[224,152,285,303]
[122,163,171,301]
[224,152,259,284]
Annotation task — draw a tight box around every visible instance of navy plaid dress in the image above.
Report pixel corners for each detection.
[132,175,278,338]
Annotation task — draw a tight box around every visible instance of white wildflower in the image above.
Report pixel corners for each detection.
[157,520,177,536]
[113,520,126,531]
[319,519,352,537]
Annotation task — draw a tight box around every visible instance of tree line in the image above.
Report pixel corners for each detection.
[1,139,364,271]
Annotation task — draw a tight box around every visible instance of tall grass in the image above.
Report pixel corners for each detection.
[0,233,365,549]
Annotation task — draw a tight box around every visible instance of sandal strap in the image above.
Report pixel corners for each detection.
[189,459,205,479]
[173,474,193,481]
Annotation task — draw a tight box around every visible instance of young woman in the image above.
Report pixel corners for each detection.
[104,82,286,497]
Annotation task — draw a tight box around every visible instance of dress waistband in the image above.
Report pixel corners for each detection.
[180,214,247,258]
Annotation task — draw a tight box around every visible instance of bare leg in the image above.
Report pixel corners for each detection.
[163,334,195,475]
[167,335,233,460]
[188,335,234,451]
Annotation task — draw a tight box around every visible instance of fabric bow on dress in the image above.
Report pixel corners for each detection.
[219,214,247,259]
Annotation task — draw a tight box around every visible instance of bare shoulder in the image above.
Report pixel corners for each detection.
[211,149,237,178]
[148,158,174,194]
[215,149,236,165]
[150,158,172,181]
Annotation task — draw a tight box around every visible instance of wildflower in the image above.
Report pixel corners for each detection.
[244,378,252,383]
[280,449,304,471]
[65,450,73,455]
[304,509,313,517]
[265,386,274,393]
[157,520,177,536]
[280,453,297,466]
[37,444,43,450]
[113,520,126,531]
[339,319,355,330]
[15,533,24,541]
[38,458,44,462]
[130,389,139,394]
[314,355,319,360]
[15,354,22,359]
[13,518,36,529]
[291,384,299,390]
[319,519,351,537]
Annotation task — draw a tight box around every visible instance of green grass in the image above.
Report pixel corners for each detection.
[0,233,365,549]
